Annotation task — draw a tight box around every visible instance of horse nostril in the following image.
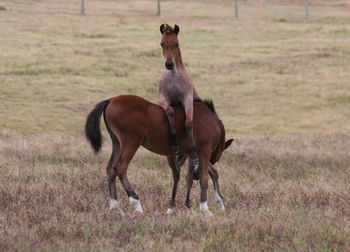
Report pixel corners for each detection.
[165,61,174,70]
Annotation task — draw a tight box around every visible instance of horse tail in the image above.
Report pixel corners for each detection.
[85,100,110,153]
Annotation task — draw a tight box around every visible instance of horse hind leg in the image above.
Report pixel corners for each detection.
[166,156,180,214]
[208,164,225,211]
[115,138,144,214]
[108,169,125,216]
[176,155,201,182]
[190,163,225,211]
[176,155,187,167]
[105,127,125,216]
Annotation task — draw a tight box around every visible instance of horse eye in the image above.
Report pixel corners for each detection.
[175,43,179,48]
[160,42,164,47]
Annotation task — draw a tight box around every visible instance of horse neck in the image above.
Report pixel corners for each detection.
[174,47,185,70]
[218,119,226,149]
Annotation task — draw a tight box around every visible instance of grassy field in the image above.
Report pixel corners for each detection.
[1,0,350,250]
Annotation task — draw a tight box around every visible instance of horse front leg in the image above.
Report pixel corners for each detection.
[159,96,179,154]
[185,157,195,208]
[166,156,180,214]
[183,101,199,166]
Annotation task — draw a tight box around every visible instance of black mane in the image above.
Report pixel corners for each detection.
[194,98,218,117]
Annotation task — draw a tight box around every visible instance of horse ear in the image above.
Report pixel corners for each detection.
[224,139,234,150]
[174,24,180,35]
[160,24,165,34]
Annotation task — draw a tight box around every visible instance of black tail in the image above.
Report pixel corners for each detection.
[85,100,110,153]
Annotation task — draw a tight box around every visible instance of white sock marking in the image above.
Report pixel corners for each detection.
[200,201,209,211]
[215,191,225,211]
[220,202,225,211]
[129,197,143,213]
[200,201,213,217]
[214,191,221,202]
[166,208,174,215]
[110,198,125,216]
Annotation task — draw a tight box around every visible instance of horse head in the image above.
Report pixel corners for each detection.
[210,136,233,164]
[160,24,180,70]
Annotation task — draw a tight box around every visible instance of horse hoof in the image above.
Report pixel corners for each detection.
[135,208,143,214]
[200,201,213,217]
[111,208,125,216]
[129,197,143,214]
[110,199,125,216]
[166,208,174,214]
[171,145,179,154]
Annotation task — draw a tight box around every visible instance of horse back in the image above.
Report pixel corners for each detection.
[104,95,221,156]
[105,95,153,138]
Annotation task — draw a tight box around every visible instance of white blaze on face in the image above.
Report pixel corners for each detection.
[129,197,143,213]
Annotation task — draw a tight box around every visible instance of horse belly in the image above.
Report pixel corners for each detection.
[141,135,173,156]
[141,126,191,156]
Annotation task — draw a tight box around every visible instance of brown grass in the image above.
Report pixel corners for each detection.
[1,133,349,251]
[1,0,350,250]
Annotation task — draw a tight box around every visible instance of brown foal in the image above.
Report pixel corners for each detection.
[158,24,200,167]
[85,95,232,215]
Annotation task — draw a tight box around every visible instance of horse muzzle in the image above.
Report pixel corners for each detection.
[165,61,174,70]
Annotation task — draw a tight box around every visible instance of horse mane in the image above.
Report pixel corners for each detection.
[194,98,218,117]
[163,24,175,35]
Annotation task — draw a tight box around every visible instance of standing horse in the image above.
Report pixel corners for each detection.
[85,95,232,216]
[158,24,200,167]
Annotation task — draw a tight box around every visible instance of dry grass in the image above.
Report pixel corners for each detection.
[1,0,350,250]
[1,133,349,251]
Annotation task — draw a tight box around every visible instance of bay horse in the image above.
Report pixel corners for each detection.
[158,24,200,167]
[85,95,233,216]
